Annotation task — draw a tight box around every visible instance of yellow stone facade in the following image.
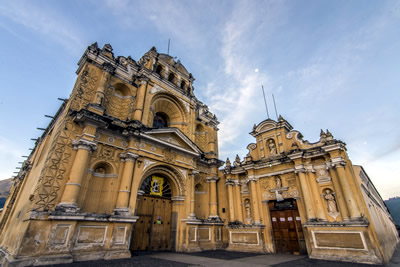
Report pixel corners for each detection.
[0,43,397,266]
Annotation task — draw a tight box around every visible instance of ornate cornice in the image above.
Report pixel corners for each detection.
[119,152,138,162]
[72,139,97,152]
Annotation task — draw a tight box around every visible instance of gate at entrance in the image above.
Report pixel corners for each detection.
[269,199,305,254]
[131,175,173,251]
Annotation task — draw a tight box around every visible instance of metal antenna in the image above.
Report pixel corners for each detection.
[167,39,170,55]
[272,93,279,120]
[261,85,270,119]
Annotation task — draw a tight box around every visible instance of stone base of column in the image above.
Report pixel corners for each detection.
[55,203,80,213]
[208,215,221,220]
[187,214,200,221]
[113,207,132,216]
[87,103,105,115]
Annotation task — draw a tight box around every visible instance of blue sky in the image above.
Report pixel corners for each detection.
[0,0,399,199]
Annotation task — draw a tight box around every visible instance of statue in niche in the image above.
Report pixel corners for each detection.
[275,176,282,188]
[267,139,277,155]
[323,189,338,213]
[244,199,251,218]
[95,167,105,174]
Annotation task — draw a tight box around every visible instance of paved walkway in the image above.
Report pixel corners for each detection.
[45,243,400,267]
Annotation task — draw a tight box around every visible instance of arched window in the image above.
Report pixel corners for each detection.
[180,81,186,90]
[156,65,163,75]
[140,175,172,198]
[168,73,175,83]
[153,112,169,128]
[80,162,116,214]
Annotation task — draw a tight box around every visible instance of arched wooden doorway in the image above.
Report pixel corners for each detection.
[269,199,306,254]
[131,175,173,251]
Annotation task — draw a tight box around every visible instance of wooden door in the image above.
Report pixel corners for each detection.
[270,200,303,254]
[131,196,172,251]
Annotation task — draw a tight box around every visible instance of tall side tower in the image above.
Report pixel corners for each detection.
[0,43,223,266]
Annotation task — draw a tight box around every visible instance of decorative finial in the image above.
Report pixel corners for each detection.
[326,129,333,140]
[233,155,241,167]
[235,154,240,162]
[278,115,284,122]
[225,157,231,168]
[102,43,113,53]
[320,129,326,137]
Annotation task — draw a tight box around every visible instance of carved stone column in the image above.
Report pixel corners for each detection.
[133,79,148,121]
[234,181,244,222]
[93,70,111,106]
[307,170,327,221]
[58,139,97,212]
[207,176,219,219]
[226,180,235,222]
[249,178,261,224]
[328,167,349,220]
[297,170,316,220]
[335,164,361,219]
[114,152,138,215]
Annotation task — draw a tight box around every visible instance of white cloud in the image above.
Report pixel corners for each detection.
[0,1,85,55]
[203,1,286,153]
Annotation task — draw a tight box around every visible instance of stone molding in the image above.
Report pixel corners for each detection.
[72,139,97,152]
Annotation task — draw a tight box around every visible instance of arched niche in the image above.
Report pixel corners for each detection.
[79,161,118,214]
[105,82,135,120]
[114,83,131,97]
[194,181,208,219]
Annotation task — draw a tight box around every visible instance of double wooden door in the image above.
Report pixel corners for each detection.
[131,195,172,251]
[269,201,304,254]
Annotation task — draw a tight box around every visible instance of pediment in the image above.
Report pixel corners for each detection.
[250,119,278,137]
[250,117,293,137]
[142,128,202,156]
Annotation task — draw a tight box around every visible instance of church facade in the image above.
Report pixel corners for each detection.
[0,43,397,266]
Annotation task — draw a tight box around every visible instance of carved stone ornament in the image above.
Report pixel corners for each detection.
[98,145,116,161]
[163,149,176,163]
[143,159,157,171]
[261,179,270,190]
